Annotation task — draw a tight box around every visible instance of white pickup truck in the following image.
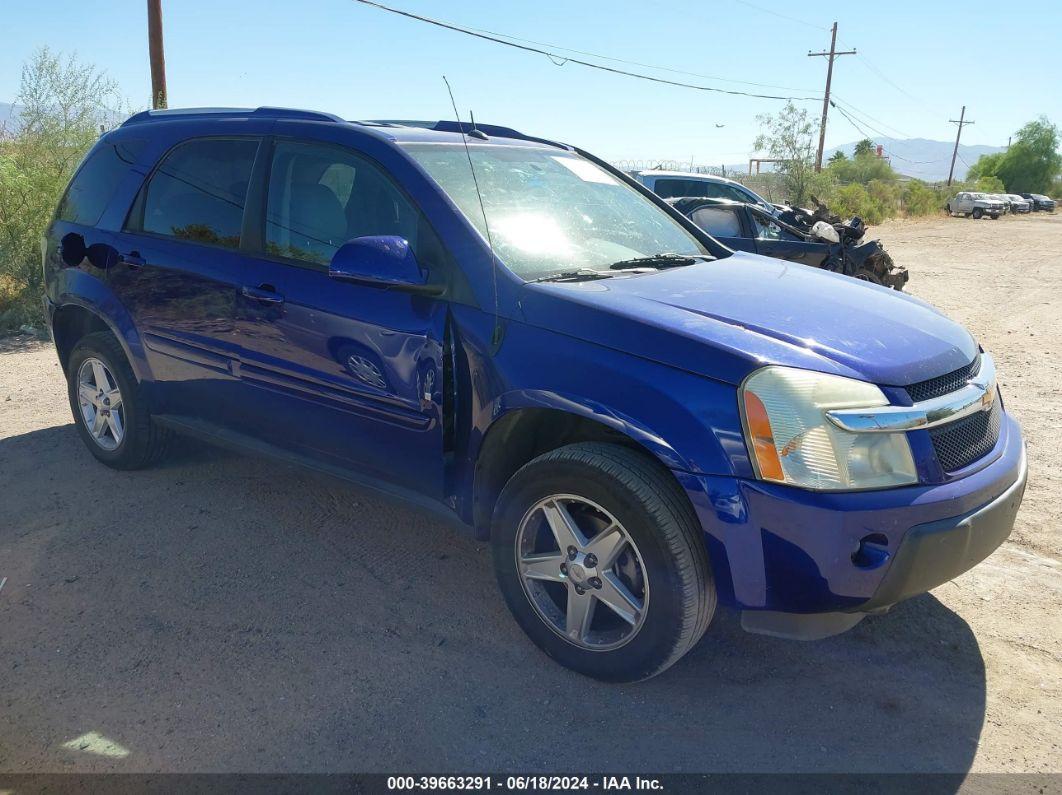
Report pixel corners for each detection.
[946,191,1006,219]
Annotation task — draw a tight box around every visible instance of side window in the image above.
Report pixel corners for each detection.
[265,140,420,266]
[134,138,258,250]
[57,139,145,226]
[752,213,784,240]
[691,206,743,238]
[651,179,684,199]
[725,186,755,204]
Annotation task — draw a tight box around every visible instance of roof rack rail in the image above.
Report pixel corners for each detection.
[121,106,344,127]
[364,119,569,150]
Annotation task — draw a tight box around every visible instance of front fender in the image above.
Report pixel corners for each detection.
[490,388,695,472]
[465,317,752,479]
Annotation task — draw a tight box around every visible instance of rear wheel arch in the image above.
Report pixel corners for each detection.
[52,302,145,380]
[469,405,696,541]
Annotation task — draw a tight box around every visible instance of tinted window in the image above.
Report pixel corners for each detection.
[136,138,258,249]
[691,206,743,237]
[57,140,144,226]
[653,178,752,203]
[265,141,420,266]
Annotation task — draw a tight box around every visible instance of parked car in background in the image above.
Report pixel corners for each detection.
[670,196,907,289]
[629,169,777,214]
[946,191,1006,219]
[988,194,1012,213]
[1005,194,1032,213]
[45,107,1026,681]
[1020,193,1057,212]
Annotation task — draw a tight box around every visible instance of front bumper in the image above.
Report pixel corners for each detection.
[676,412,1026,637]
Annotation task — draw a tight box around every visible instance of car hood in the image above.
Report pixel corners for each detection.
[518,252,977,387]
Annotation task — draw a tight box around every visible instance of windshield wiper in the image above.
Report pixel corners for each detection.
[527,269,614,284]
[608,252,712,270]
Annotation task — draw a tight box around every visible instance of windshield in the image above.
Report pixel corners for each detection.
[404,144,709,280]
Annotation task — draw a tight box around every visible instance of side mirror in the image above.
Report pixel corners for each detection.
[328,235,443,296]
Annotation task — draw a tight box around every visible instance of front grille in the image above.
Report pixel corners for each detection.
[929,399,1002,472]
[905,356,980,403]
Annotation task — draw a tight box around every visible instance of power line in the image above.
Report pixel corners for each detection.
[729,0,829,31]
[828,102,944,164]
[829,99,950,163]
[830,95,914,140]
[465,25,818,93]
[353,0,822,102]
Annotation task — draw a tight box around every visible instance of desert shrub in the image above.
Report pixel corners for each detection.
[827,183,871,220]
[902,181,946,216]
[0,49,123,331]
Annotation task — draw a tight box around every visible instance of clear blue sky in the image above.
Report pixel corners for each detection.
[2,0,1060,165]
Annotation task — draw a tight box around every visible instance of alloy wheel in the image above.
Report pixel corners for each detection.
[76,357,125,451]
[515,494,649,651]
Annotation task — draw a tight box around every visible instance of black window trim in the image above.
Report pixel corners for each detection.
[122,134,264,254]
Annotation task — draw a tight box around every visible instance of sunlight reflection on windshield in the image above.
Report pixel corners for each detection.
[492,213,573,258]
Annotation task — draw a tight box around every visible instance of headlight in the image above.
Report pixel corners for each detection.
[740,366,917,490]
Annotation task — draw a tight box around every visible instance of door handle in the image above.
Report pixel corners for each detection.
[120,251,145,270]
[240,284,285,304]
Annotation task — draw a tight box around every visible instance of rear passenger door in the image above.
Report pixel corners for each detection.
[110,136,261,419]
[231,137,449,497]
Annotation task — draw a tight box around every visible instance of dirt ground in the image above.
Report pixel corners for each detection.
[0,212,1059,777]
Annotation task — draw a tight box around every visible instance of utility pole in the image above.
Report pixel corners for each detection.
[147,0,168,109]
[947,106,974,186]
[808,22,856,172]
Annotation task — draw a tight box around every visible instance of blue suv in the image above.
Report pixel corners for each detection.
[44,107,1027,681]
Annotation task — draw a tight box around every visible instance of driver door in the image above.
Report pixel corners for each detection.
[749,212,829,267]
[231,137,448,497]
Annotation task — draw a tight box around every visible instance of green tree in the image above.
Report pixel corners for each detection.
[853,138,875,158]
[965,151,1005,183]
[827,150,847,164]
[0,48,123,328]
[965,117,1060,193]
[753,101,816,206]
[827,150,897,185]
[996,117,1061,193]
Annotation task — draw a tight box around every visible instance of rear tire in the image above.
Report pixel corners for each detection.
[66,331,171,470]
[972,208,984,219]
[492,443,715,682]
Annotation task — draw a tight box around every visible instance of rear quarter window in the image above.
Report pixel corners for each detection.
[56,140,145,226]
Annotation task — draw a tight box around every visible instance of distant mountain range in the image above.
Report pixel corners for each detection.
[0,102,18,129]
[823,137,1005,181]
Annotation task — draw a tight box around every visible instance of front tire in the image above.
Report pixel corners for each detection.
[66,331,171,469]
[972,207,984,219]
[492,443,715,682]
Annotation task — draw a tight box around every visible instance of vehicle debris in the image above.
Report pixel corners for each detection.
[671,195,909,290]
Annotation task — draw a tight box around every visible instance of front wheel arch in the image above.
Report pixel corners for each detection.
[470,405,696,541]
